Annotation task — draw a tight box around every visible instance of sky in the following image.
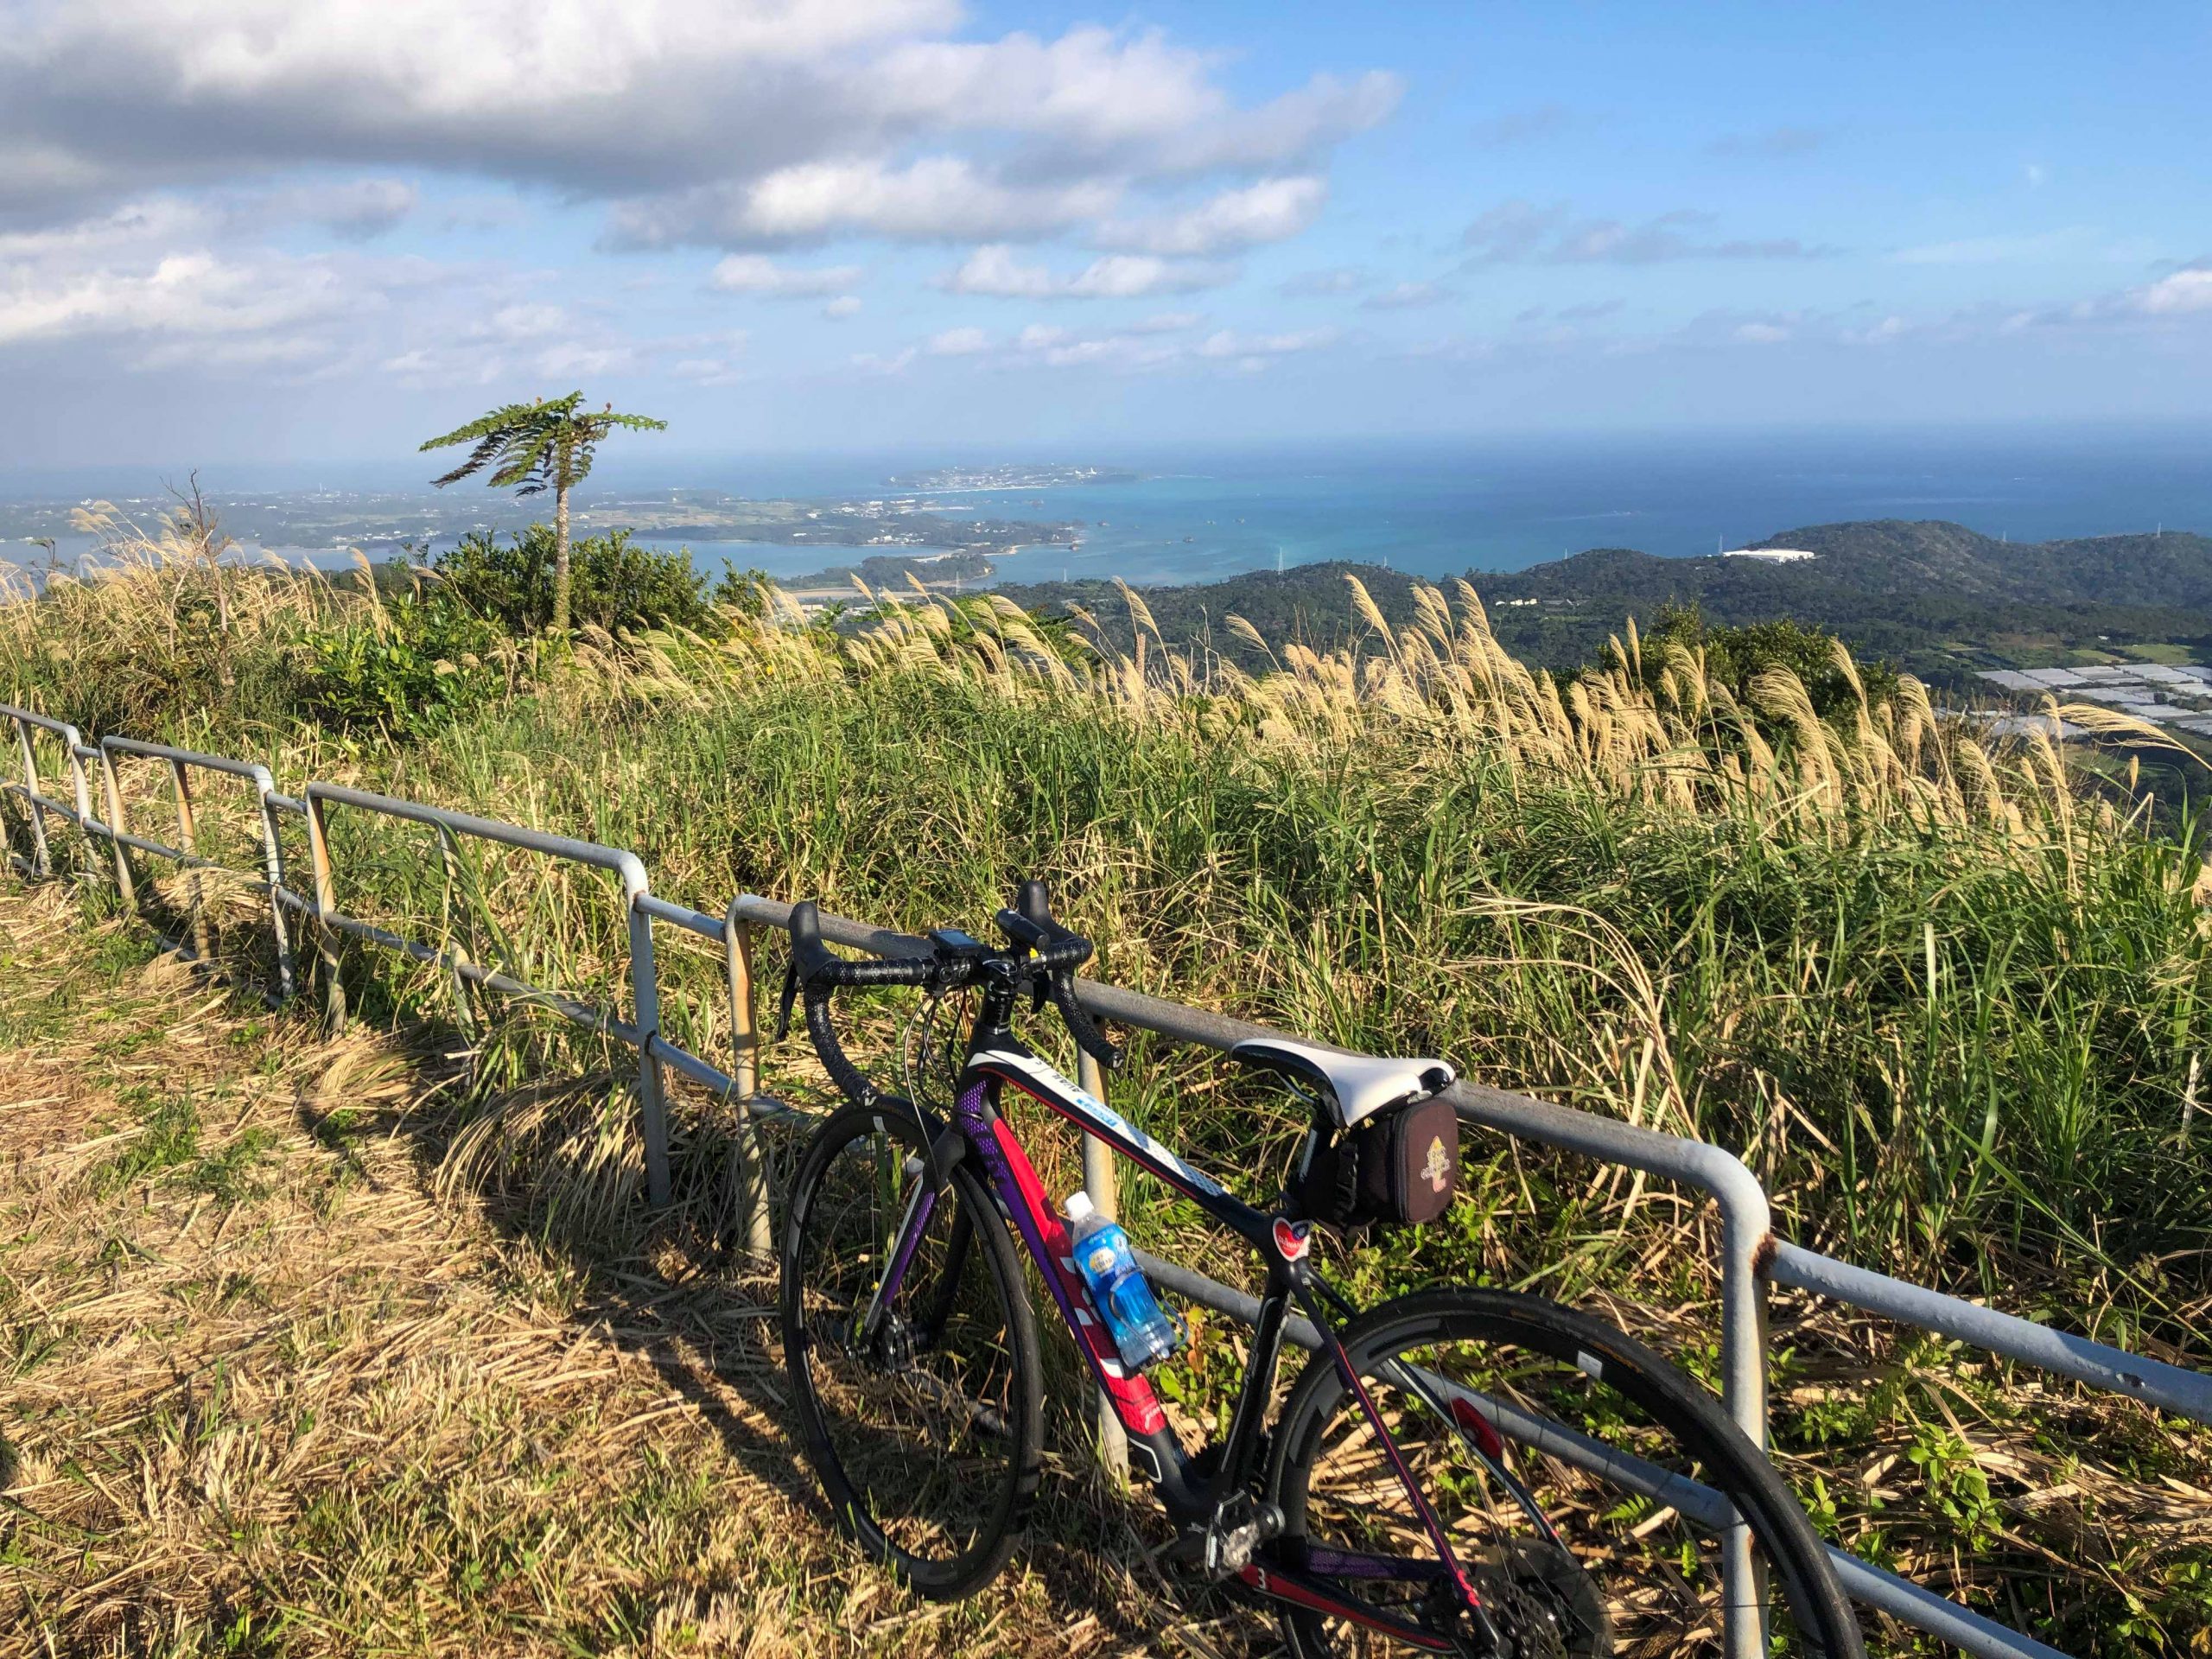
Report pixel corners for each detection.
[3,0,2210,471]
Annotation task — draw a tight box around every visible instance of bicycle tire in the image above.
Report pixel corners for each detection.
[1267,1287,1864,1658]
[780,1103,1043,1599]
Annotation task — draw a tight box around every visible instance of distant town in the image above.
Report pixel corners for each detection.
[881,463,1140,493]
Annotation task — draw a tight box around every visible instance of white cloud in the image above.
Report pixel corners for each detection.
[1008,326,1181,370]
[1128,310,1201,333]
[1096,177,1325,256]
[536,341,635,377]
[2136,266,2212,315]
[0,247,356,347]
[1732,321,1789,344]
[672,353,746,386]
[0,5,1394,255]
[821,295,862,319]
[620,158,1121,251]
[925,325,990,355]
[709,254,862,297]
[941,244,1230,300]
[477,302,569,340]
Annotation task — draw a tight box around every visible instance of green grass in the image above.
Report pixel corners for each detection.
[2122,642,2200,665]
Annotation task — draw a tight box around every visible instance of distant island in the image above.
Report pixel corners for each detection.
[883,463,1138,492]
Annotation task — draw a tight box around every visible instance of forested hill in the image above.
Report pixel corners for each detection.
[1504,521,2212,607]
[994,520,2212,682]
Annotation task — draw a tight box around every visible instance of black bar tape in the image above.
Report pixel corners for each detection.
[1049,971,1122,1071]
[804,985,878,1107]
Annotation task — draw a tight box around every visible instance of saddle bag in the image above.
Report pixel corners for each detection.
[1290,1096,1460,1230]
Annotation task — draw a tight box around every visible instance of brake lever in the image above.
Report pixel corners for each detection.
[775,959,801,1042]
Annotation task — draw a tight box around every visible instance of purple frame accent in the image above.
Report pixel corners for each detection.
[874,1186,938,1312]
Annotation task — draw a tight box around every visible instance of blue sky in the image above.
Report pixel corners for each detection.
[2,0,2209,468]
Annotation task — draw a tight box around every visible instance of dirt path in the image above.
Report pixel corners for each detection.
[0,887,1255,1657]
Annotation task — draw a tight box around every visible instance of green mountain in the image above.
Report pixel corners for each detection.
[995,521,2212,683]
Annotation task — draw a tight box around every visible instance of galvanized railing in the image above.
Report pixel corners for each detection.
[5,699,2205,1659]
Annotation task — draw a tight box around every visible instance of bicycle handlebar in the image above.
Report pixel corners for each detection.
[781,886,1122,1103]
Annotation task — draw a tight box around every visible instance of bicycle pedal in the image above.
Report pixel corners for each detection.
[1180,1497,1284,1580]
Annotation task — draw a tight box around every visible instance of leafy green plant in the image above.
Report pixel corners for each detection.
[1635,601,1902,717]
[434,526,723,638]
[295,593,504,741]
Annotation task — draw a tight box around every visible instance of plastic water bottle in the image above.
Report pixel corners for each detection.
[1064,1191,1179,1370]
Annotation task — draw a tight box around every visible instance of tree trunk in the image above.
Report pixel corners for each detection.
[551,480,572,635]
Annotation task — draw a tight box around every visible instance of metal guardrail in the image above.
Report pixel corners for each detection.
[99,737,299,997]
[3,705,94,880]
[3,700,2202,1659]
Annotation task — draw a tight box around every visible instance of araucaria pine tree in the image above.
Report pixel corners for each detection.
[420,393,666,635]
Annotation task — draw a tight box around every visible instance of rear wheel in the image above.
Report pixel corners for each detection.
[780,1103,1042,1599]
[1266,1287,1863,1657]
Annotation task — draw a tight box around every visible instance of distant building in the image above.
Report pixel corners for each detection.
[1719,546,1817,563]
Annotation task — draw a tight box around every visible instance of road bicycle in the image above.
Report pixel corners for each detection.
[775,882,1864,1656]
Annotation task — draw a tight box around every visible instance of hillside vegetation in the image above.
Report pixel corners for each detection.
[3,511,2212,1655]
[998,518,2212,683]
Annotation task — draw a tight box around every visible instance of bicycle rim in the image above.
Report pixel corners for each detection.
[779,1103,1041,1599]
[1267,1288,1862,1658]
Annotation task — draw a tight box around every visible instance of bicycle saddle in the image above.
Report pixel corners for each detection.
[1230,1039,1455,1129]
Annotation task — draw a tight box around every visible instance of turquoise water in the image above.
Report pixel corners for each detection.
[870,432,2212,586]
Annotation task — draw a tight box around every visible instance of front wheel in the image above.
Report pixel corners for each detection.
[1266,1287,1864,1658]
[780,1103,1043,1599]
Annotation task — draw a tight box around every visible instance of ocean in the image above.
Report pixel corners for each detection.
[9,428,2212,589]
[874,430,2212,588]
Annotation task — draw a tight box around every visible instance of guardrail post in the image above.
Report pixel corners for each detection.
[61,739,93,875]
[620,861,671,1207]
[724,908,772,1256]
[1078,1046,1130,1485]
[250,767,296,1000]
[434,823,478,1037]
[168,757,213,961]
[13,716,52,877]
[1719,1180,1773,1656]
[96,747,137,908]
[304,791,346,1032]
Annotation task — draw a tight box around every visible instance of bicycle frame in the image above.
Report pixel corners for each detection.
[871,1008,1501,1649]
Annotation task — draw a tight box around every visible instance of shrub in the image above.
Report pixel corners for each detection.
[294,593,505,742]
[434,526,723,637]
[1638,601,1901,717]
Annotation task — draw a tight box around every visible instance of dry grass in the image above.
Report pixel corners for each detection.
[0,885,1282,1658]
